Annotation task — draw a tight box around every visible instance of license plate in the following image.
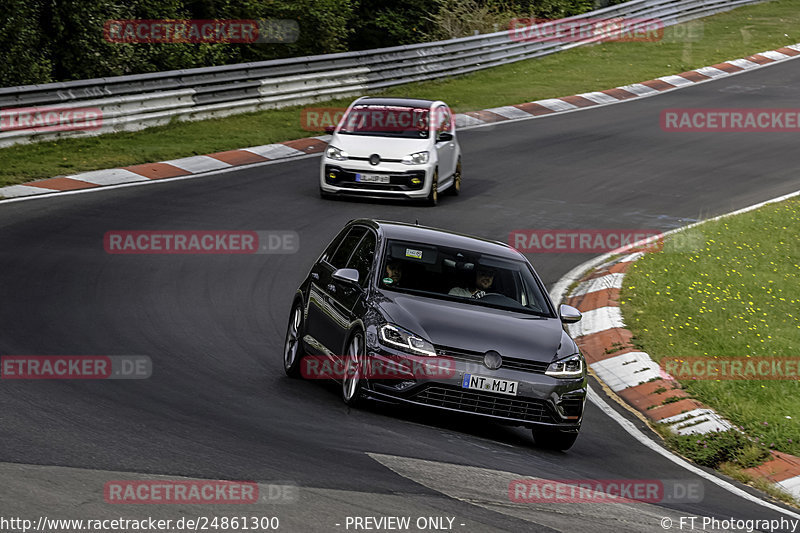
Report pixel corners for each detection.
[462,374,518,396]
[355,173,390,184]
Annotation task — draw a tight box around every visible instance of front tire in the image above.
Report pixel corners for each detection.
[448,159,461,196]
[531,428,579,451]
[342,331,366,407]
[283,302,306,378]
[425,170,439,207]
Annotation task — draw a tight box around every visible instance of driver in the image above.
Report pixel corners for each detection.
[449,267,495,299]
[383,259,403,286]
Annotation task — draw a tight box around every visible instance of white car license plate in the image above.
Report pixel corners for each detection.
[462,374,518,396]
[356,173,390,184]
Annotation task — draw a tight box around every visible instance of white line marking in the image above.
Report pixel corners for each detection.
[535,98,578,112]
[617,83,659,96]
[571,273,625,297]
[577,91,619,105]
[759,51,789,61]
[454,114,484,127]
[486,105,534,120]
[618,251,644,263]
[590,352,661,392]
[588,387,800,519]
[567,306,624,337]
[728,58,761,70]
[162,155,231,173]
[241,143,305,159]
[695,66,728,78]
[658,408,734,435]
[658,75,695,87]
[70,169,149,186]
[0,184,54,198]
[778,476,800,496]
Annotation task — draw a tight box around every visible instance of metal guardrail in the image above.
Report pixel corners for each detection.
[0,0,765,147]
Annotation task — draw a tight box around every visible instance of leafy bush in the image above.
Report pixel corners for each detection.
[0,0,624,86]
[0,0,53,86]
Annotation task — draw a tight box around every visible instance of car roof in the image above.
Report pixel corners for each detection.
[354,97,439,109]
[351,219,521,260]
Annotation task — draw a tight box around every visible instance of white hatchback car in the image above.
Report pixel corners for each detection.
[320,97,462,206]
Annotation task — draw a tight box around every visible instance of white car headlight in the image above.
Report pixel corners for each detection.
[401,151,429,165]
[545,354,584,379]
[326,145,348,161]
[379,324,435,356]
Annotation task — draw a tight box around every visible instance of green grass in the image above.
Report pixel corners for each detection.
[654,426,771,469]
[3,0,800,186]
[621,198,800,457]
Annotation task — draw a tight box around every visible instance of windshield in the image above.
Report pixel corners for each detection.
[378,239,555,317]
[338,105,430,138]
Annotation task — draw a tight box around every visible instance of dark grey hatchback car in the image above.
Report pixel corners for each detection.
[283,219,587,450]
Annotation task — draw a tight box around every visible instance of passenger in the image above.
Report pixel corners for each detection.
[383,259,403,286]
[449,267,495,299]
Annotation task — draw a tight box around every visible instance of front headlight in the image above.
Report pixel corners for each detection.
[326,145,348,161]
[401,151,429,165]
[545,354,584,379]
[379,324,436,356]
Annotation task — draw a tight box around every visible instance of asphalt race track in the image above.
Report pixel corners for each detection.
[1,59,799,532]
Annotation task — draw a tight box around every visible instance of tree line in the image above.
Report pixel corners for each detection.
[1,0,625,88]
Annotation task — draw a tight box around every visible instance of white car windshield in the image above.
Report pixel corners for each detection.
[338,105,430,138]
[378,239,555,317]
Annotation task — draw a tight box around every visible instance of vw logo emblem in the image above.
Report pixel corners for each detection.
[369,154,381,166]
[483,351,502,370]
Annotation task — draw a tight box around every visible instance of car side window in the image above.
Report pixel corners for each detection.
[329,226,367,269]
[436,105,452,133]
[321,228,349,263]
[347,232,377,288]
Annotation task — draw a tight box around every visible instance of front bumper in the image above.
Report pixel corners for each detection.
[362,344,587,430]
[320,160,433,199]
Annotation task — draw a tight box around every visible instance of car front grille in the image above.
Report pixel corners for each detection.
[410,384,555,424]
[435,345,550,374]
[324,165,425,190]
[559,397,585,418]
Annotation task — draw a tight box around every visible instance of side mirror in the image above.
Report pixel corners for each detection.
[332,268,360,286]
[324,125,336,134]
[437,131,453,142]
[559,304,582,324]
